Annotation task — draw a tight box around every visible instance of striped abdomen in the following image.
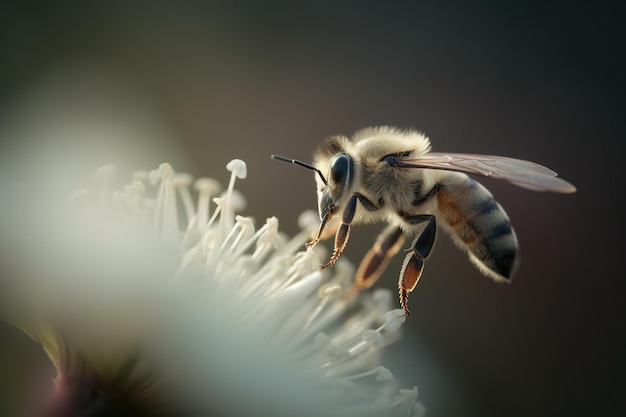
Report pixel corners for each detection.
[436,175,518,281]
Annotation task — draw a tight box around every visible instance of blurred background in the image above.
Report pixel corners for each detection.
[0,1,623,416]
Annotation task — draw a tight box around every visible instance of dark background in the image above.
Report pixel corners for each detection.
[1,2,624,416]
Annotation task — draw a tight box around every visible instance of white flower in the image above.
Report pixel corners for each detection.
[0,159,425,417]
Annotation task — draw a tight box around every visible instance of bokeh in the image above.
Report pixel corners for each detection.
[1,2,623,416]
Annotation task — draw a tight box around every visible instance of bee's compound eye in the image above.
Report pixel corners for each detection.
[329,154,350,185]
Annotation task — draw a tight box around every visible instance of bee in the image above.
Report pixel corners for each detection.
[272,126,576,316]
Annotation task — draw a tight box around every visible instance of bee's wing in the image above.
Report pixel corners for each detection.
[396,153,576,193]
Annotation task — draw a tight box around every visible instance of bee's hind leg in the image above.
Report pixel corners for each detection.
[345,225,406,297]
[398,214,437,317]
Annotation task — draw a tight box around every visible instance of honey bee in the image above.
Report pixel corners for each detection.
[272,126,576,316]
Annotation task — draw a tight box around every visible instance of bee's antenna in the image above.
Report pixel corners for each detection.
[271,154,328,186]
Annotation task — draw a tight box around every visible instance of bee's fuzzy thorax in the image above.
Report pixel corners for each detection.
[352,126,432,157]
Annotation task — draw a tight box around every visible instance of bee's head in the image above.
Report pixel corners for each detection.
[271,133,354,224]
[317,153,353,221]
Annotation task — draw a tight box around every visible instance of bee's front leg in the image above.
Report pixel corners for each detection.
[321,193,378,269]
[305,211,335,248]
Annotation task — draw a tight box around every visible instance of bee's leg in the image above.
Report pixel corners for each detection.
[305,212,334,248]
[398,214,437,317]
[345,225,406,297]
[307,216,340,247]
[322,193,378,269]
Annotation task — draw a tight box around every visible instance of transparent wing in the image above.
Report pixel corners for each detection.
[395,152,576,193]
